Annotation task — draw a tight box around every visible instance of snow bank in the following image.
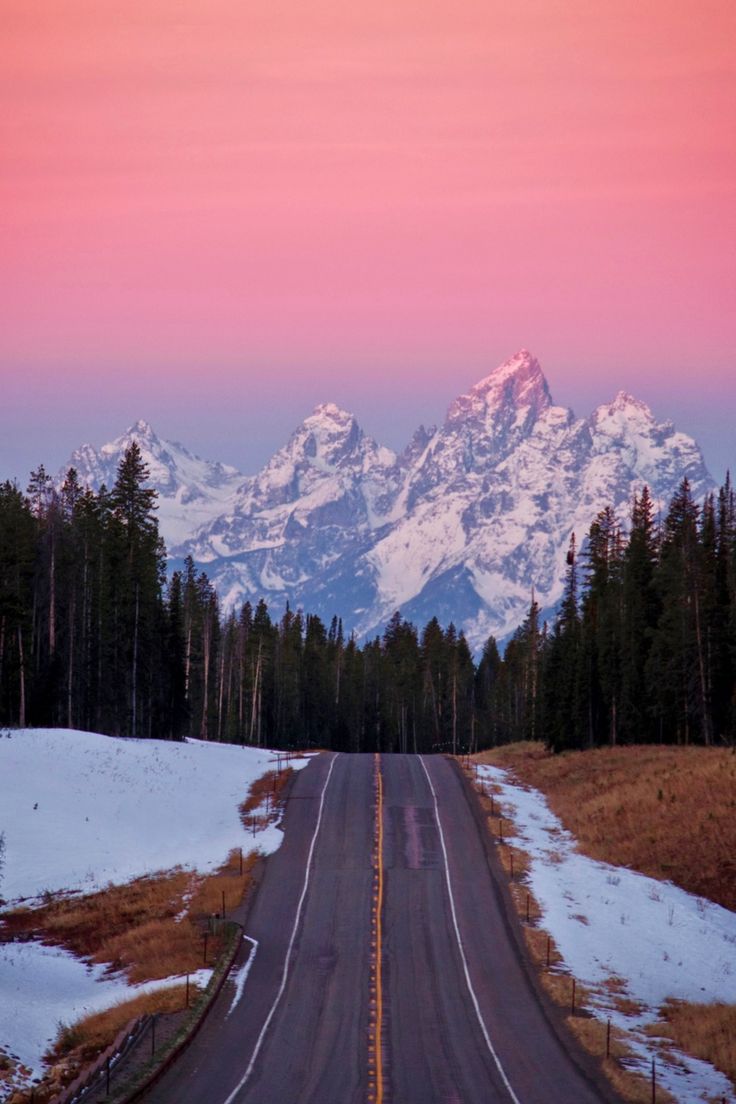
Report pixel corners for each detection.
[0,728,310,903]
[479,764,736,1104]
[0,728,312,1095]
[0,941,211,1088]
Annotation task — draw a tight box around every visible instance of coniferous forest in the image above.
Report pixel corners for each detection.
[1,444,735,752]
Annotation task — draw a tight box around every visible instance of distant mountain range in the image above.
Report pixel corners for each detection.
[61,351,714,649]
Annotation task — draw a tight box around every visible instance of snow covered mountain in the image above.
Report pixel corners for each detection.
[62,353,714,648]
[60,419,245,547]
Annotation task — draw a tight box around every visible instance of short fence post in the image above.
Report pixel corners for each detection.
[499,819,503,842]
[509,851,514,880]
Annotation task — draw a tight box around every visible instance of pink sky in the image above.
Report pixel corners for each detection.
[1,1,735,479]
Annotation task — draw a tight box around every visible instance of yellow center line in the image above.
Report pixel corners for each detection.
[374,751,385,1104]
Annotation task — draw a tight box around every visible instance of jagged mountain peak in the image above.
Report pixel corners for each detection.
[599,391,653,418]
[61,353,715,652]
[308,401,355,425]
[446,350,552,431]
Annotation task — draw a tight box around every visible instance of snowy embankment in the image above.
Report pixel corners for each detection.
[479,764,736,1104]
[0,728,311,1094]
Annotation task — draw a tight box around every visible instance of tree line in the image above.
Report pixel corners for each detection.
[1,444,734,751]
[500,479,736,750]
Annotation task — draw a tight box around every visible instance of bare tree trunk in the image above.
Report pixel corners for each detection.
[217,646,226,741]
[49,535,56,656]
[67,594,75,728]
[132,584,140,737]
[452,668,457,756]
[17,626,26,728]
[692,587,711,745]
[201,614,211,740]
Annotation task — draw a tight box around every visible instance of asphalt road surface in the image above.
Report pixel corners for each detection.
[142,753,617,1104]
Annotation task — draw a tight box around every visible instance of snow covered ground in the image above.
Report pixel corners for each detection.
[478,763,736,1104]
[0,728,311,1096]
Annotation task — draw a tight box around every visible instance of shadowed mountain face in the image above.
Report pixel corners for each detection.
[63,351,713,649]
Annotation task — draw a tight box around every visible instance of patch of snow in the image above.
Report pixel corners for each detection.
[0,729,310,904]
[478,764,736,1104]
[0,939,211,1092]
[0,729,313,1093]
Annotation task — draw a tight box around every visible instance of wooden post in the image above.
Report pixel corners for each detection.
[651,1058,656,1103]
[510,851,514,880]
[221,889,226,919]
[252,815,256,837]
[239,847,243,876]
[490,793,494,816]
[606,1019,611,1059]
[571,977,576,1015]
[499,818,503,842]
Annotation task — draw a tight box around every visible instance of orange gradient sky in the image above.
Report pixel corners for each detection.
[1,1,735,478]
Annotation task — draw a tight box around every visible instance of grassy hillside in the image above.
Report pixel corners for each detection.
[473,743,736,911]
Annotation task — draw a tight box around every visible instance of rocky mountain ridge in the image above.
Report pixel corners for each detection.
[61,351,714,648]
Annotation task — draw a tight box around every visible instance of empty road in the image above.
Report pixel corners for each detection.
[143,753,616,1104]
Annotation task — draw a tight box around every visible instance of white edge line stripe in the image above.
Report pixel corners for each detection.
[223,752,340,1104]
[418,756,523,1104]
[225,935,259,1019]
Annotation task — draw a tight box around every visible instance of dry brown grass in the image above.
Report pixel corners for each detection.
[473,742,736,911]
[49,983,197,1063]
[648,999,736,1090]
[240,766,293,822]
[461,758,691,1104]
[1,848,257,984]
[567,1016,677,1104]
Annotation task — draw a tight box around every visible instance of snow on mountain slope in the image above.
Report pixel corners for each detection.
[61,420,245,547]
[63,352,715,649]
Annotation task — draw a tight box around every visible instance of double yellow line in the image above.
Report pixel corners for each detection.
[369,753,385,1104]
